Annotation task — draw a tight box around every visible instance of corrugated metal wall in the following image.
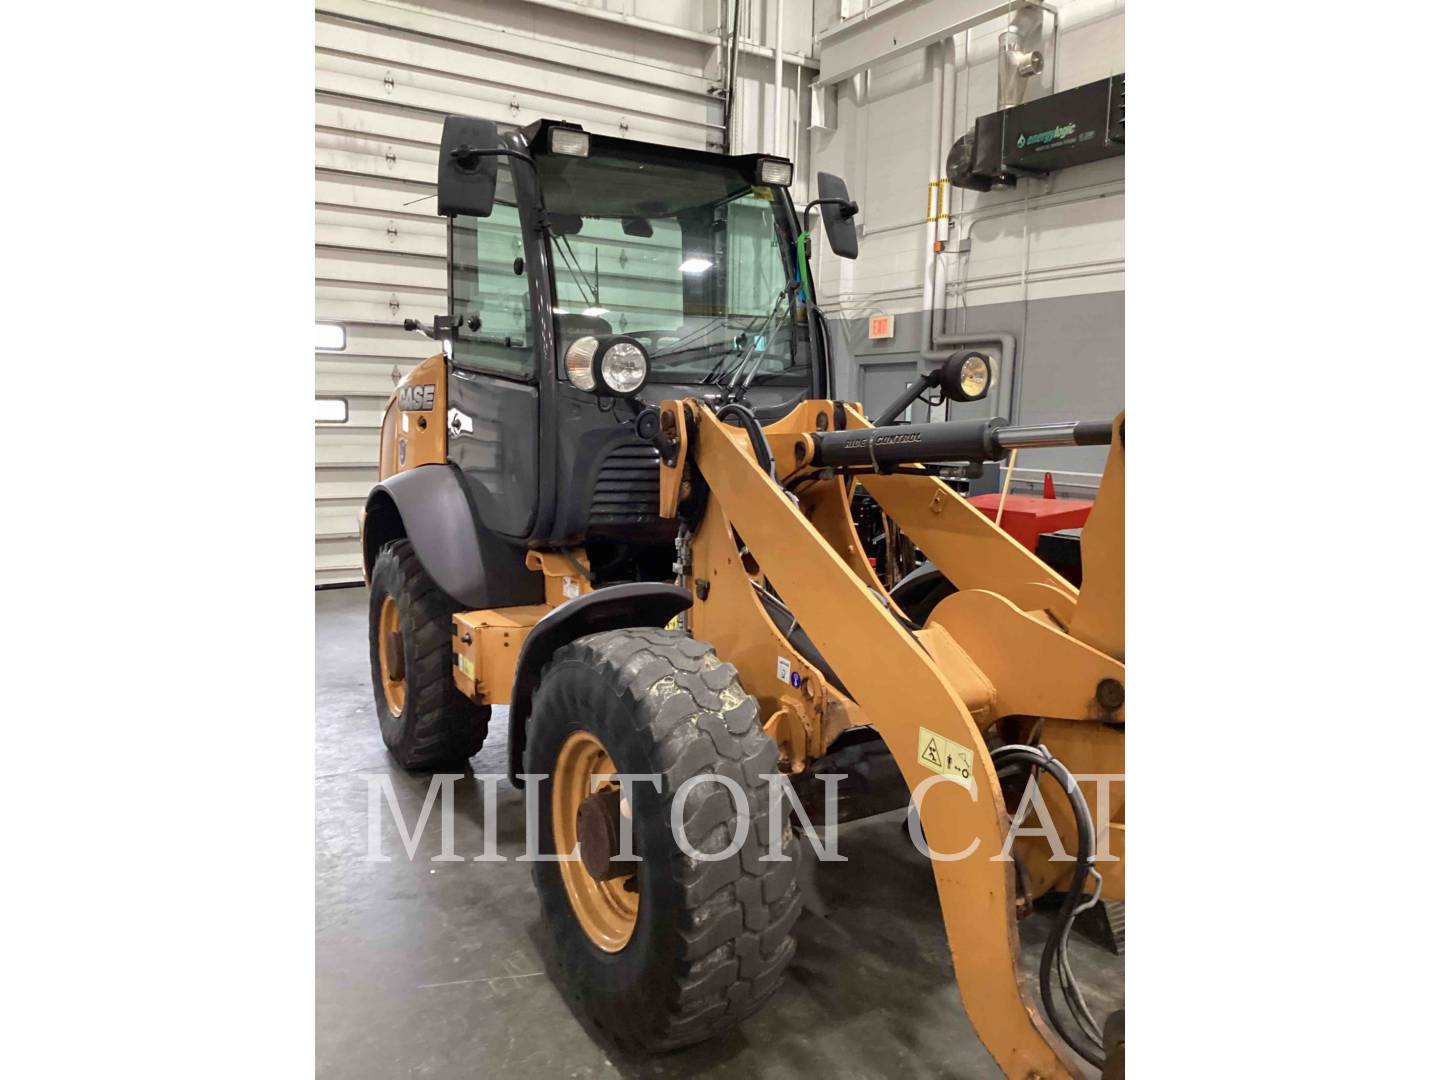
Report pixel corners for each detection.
[313,0,736,585]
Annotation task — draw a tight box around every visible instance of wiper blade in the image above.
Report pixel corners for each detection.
[553,233,599,308]
[726,289,790,393]
[651,339,734,365]
[699,346,744,385]
[650,314,736,358]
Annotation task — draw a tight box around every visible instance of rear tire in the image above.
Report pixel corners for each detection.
[368,538,490,769]
[526,628,801,1053]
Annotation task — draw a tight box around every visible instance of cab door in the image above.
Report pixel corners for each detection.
[445,155,540,541]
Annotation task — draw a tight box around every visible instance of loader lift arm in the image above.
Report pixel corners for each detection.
[651,397,1125,1078]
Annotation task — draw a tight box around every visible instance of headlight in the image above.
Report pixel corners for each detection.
[549,127,590,157]
[598,339,649,396]
[564,335,650,397]
[757,158,793,186]
[958,353,991,399]
[565,335,599,390]
[941,351,992,402]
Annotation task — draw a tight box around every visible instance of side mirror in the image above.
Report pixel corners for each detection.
[437,115,500,218]
[816,172,860,259]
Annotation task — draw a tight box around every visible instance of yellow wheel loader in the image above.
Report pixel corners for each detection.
[360,115,1125,1076]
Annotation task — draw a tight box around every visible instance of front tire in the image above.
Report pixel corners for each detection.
[526,628,801,1053]
[368,538,489,769]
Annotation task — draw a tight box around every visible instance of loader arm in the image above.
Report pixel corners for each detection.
[665,399,1108,1078]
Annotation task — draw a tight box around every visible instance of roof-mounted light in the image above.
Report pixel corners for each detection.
[757,158,793,186]
[550,127,590,157]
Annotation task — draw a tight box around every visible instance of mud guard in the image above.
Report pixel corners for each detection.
[507,582,693,785]
[362,464,542,610]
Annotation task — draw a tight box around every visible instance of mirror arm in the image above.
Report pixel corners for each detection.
[449,145,537,174]
[801,196,860,234]
[403,315,464,342]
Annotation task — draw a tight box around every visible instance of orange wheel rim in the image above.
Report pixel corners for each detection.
[377,593,406,717]
[554,730,639,952]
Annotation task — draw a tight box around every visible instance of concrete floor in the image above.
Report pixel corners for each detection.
[317,586,1123,1078]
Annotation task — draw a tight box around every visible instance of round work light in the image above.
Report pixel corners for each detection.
[597,339,649,396]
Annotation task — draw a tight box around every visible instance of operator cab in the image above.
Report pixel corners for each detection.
[431,116,858,571]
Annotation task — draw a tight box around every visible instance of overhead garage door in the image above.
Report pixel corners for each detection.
[314,0,724,585]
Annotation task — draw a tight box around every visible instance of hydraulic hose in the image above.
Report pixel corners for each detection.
[990,744,1107,1069]
[716,402,778,482]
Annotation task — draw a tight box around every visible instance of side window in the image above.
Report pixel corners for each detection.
[724,194,788,318]
[450,160,532,378]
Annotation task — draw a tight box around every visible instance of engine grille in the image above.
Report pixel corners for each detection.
[588,441,661,526]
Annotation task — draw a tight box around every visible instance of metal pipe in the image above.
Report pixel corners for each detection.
[792,46,803,175]
[919,43,944,330]
[772,0,785,156]
[722,0,741,152]
[1043,2,1061,94]
[937,34,956,252]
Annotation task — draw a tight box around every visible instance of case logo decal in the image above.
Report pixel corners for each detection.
[398,384,436,411]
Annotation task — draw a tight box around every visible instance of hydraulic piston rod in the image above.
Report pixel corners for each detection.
[804,417,1115,469]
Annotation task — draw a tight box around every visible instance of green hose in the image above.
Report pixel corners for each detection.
[796,230,811,300]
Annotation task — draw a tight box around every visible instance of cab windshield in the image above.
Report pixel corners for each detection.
[535,144,809,393]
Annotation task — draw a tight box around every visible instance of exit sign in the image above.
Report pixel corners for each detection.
[868,314,894,340]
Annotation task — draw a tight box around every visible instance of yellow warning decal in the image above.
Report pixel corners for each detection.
[458,655,476,678]
[917,726,975,790]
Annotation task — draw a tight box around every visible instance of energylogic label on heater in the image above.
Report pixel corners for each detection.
[917,726,975,789]
[1016,122,1077,150]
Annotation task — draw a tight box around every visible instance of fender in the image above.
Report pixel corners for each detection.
[507,582,693,784]
[362,464,543,610]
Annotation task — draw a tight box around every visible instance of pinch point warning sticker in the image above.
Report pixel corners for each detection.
[917,726,975,790]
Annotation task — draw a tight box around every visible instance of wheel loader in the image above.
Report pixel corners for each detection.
[360,114,1125,1077]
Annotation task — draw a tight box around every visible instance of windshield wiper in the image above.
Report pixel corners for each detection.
[721,289,790,394]
[645,339,725,365]
[553,232,600,308]
[650,314,737,360]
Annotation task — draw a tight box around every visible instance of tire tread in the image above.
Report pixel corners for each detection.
[534,627,800,1052]
[370,538,488,768]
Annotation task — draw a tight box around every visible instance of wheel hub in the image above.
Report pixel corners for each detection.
[576,787,626,881]
[376,594,406,716]
[384,631,405,682]
[553,730,639,951]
